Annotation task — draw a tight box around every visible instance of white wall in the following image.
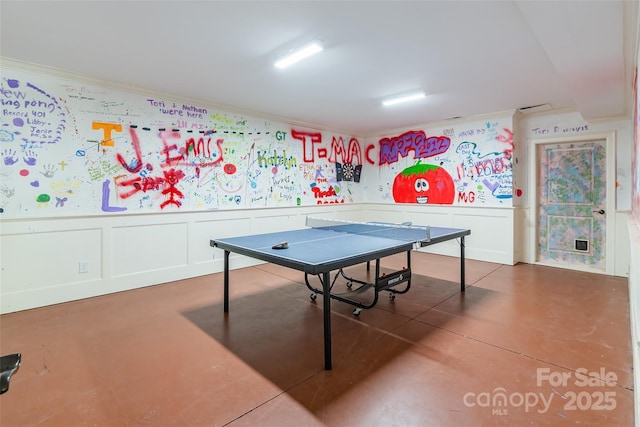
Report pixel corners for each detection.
[5,197,628,315]
[2,112,633,314]
[516,112,633,211]
[363,203,516,265]
[628,216,640,427]
[0,202,518,314]
[0,204,361,313]
[627,6,640,424]
[0,60,367,218]
[0,62,633,314]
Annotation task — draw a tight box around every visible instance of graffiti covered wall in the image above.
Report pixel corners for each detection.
[634,62,640,227]
[0,66,364,218]
[370,115,515,206]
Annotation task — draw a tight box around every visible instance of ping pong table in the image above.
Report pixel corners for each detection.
[210,217,470,370]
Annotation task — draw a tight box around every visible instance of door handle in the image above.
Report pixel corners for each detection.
[593,209,605,215]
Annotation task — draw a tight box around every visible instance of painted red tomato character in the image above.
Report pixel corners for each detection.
[392,160,455,204]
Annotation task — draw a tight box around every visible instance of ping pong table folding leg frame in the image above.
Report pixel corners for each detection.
[304,251,412,316]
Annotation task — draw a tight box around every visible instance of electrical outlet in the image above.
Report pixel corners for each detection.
[79,261,89,274]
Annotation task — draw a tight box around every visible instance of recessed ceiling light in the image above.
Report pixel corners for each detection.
[382,91,427,107]
[274,41,324,69]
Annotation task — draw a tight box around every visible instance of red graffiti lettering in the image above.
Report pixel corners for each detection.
[312,185,337,198]
[496,128,514,160]
[292,129,322,162]
[116,127,145,173]
[317,199,345,204]
[114,174,169,199]
[115,128,224,174]
[109,126,227,210]
[365,144,376,164]
[185,136,213,158]
[474,158,509,177]
[457,191,476,203]
[114,175,142,199]
[141,176,165,192]
[348,138,362,165]
[329,136,362,165]
[188,138,225,167]
[329,136,346,163]
[160,130,185,166]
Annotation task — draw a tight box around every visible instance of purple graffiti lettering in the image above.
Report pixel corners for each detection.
[482,179,500,193]
[379,131,450,165]
[101,179,126,212]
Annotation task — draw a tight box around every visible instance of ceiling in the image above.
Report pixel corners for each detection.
[1,1,638,136]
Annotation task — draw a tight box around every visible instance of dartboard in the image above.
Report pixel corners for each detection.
[342,163,354,180]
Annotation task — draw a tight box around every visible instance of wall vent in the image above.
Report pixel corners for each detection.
[575,239,589,252]
[518,103,552,115]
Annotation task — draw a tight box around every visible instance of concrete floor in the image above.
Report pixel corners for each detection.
[0,253,633,426]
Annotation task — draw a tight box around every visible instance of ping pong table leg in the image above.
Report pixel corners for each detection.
[224,250,230,312]
[460,236,466,292]
[322,271,332,370]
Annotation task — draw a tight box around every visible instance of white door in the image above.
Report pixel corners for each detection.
[535,139,607,272]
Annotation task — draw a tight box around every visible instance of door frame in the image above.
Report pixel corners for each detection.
[528,131,616,275]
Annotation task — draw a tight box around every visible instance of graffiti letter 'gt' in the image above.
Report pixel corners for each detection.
[392,160,455,204]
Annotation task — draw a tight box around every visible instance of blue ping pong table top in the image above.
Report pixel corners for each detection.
[211,224,470,275]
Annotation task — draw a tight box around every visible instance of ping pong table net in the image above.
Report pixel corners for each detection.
[305,216,430,243]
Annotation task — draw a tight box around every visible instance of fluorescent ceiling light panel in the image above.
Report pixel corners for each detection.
[382,91,427,106]
[274,41,323,69]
